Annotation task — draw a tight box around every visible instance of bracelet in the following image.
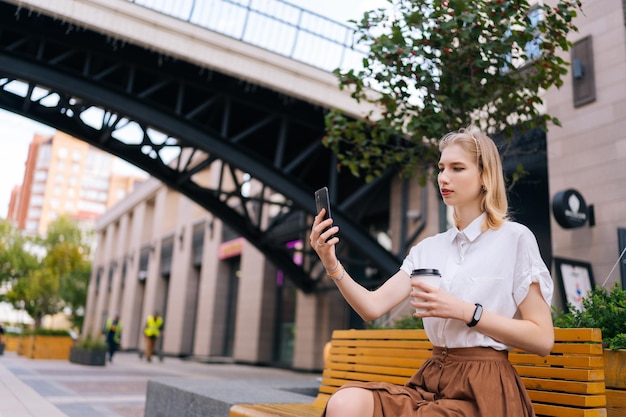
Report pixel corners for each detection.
[325,260,340,275]
[327,263,345,282]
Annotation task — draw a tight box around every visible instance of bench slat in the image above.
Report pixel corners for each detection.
[329,352,427,366]
[331,329,429,340]
[322,371,410,386]
[528,390,606,407]
[534,403,607,417]
[331,347,431,359]
[522,378,606,394]
[230,403,324,417]
[324,362,419,378]
[515,365,606,382]
[509,353,604,368]
[553,328,603,342]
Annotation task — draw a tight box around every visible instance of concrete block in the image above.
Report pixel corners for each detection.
[145,377,319,417]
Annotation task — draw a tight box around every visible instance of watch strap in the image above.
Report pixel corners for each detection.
[467,303,483,327]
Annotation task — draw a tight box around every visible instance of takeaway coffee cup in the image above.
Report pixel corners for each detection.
[410,268,441,313]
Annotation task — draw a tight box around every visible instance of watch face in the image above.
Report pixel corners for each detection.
[474,304,483,320]
[467,304,483,327]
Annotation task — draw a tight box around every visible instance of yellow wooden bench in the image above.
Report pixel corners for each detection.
[230,328,607,417]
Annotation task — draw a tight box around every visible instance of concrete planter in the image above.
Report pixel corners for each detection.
[18,335,74,360]
[69,347,106,366]
[605,349,626,417]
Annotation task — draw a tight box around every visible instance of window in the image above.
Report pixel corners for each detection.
[34,171,47,182]
[26,221,39,232]
[36,145,51,168]
[56,146,68,159]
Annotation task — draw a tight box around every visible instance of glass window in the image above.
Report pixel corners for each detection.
[26,221,39,232]
[34,171,47,182]
[37,145,51,168]
[31,183,45,194]
[57,146,68,159]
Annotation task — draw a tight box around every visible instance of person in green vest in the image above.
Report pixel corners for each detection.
[144,311,164,362]
[104,315,122,363]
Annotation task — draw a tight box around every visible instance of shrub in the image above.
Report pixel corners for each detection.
[367,314,424,330]
[22,328,71,337]
[552,283,626,351]
[75,334,107,351]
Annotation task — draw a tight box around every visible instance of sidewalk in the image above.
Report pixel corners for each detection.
[0,350,321,417]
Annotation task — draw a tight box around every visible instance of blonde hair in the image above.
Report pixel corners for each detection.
[439,126,508,230]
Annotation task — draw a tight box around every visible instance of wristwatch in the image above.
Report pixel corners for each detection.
[467,303,483,327]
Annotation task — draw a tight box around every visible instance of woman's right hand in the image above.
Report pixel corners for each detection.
[310,209,340,270]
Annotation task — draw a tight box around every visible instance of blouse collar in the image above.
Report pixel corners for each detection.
[451,212,486,243]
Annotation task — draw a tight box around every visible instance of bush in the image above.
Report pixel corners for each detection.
[367,314,424,330]
[552,283,626,351]
[75,334,107,351]
[22,328,71,337]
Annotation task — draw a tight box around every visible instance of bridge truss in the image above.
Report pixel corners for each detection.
[0,1,417,292]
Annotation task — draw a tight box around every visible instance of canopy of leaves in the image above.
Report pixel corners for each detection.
[4,216,92,329]
[0,219,38,288]
[324,0,582,182]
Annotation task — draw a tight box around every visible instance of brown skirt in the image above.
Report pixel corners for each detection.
[323,346,535,417]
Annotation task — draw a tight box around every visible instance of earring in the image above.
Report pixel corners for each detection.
[482,185,487,192]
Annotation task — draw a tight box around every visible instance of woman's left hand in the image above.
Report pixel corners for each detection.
[410,281,470,322]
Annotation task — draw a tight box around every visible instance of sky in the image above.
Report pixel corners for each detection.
[0,0,389,219]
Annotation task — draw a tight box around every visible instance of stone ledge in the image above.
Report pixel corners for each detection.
[145,378,320,417]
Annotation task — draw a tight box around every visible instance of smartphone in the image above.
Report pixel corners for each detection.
[314,186,334,239]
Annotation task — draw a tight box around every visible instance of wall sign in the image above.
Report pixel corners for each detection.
[552,189,588,229]
[553,257,595,312]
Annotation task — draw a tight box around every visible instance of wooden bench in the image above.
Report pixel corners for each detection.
[230,328,607,417]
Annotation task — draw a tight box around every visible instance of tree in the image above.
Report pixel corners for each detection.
[0,219,38,299]
[6,217,92,329]
[324,0,582,182]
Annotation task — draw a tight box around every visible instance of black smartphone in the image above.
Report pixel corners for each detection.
[314,186,334,239]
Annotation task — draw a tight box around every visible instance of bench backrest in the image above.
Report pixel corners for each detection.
[318,328,607,417]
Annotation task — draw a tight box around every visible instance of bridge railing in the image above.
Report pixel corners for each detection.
[128,0,368,72]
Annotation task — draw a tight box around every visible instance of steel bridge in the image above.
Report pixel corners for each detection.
[0,0,421,293]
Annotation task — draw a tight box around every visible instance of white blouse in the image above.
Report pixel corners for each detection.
[399,213,553,351]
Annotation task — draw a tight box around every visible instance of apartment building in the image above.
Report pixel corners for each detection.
[7,131,144,235]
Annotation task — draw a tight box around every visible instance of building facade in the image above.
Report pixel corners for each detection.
[7,131,144,235]
[544,0,626,307]
[84,0,626,371]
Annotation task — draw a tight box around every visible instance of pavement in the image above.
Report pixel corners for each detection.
[0,350,321,417]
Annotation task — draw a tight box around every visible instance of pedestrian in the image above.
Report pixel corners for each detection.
[310,126,554,417]
[144,311,164,362]
[104,315,122,362]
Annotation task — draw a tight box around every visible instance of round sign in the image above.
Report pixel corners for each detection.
[552,189,588,229]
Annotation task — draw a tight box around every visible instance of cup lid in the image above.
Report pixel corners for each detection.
[411,268,441,276]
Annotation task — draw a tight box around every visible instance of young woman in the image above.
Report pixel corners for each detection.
[310,126,554,417]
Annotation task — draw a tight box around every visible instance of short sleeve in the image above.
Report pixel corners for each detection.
[512,227,553,307]
[400,243,421,277]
